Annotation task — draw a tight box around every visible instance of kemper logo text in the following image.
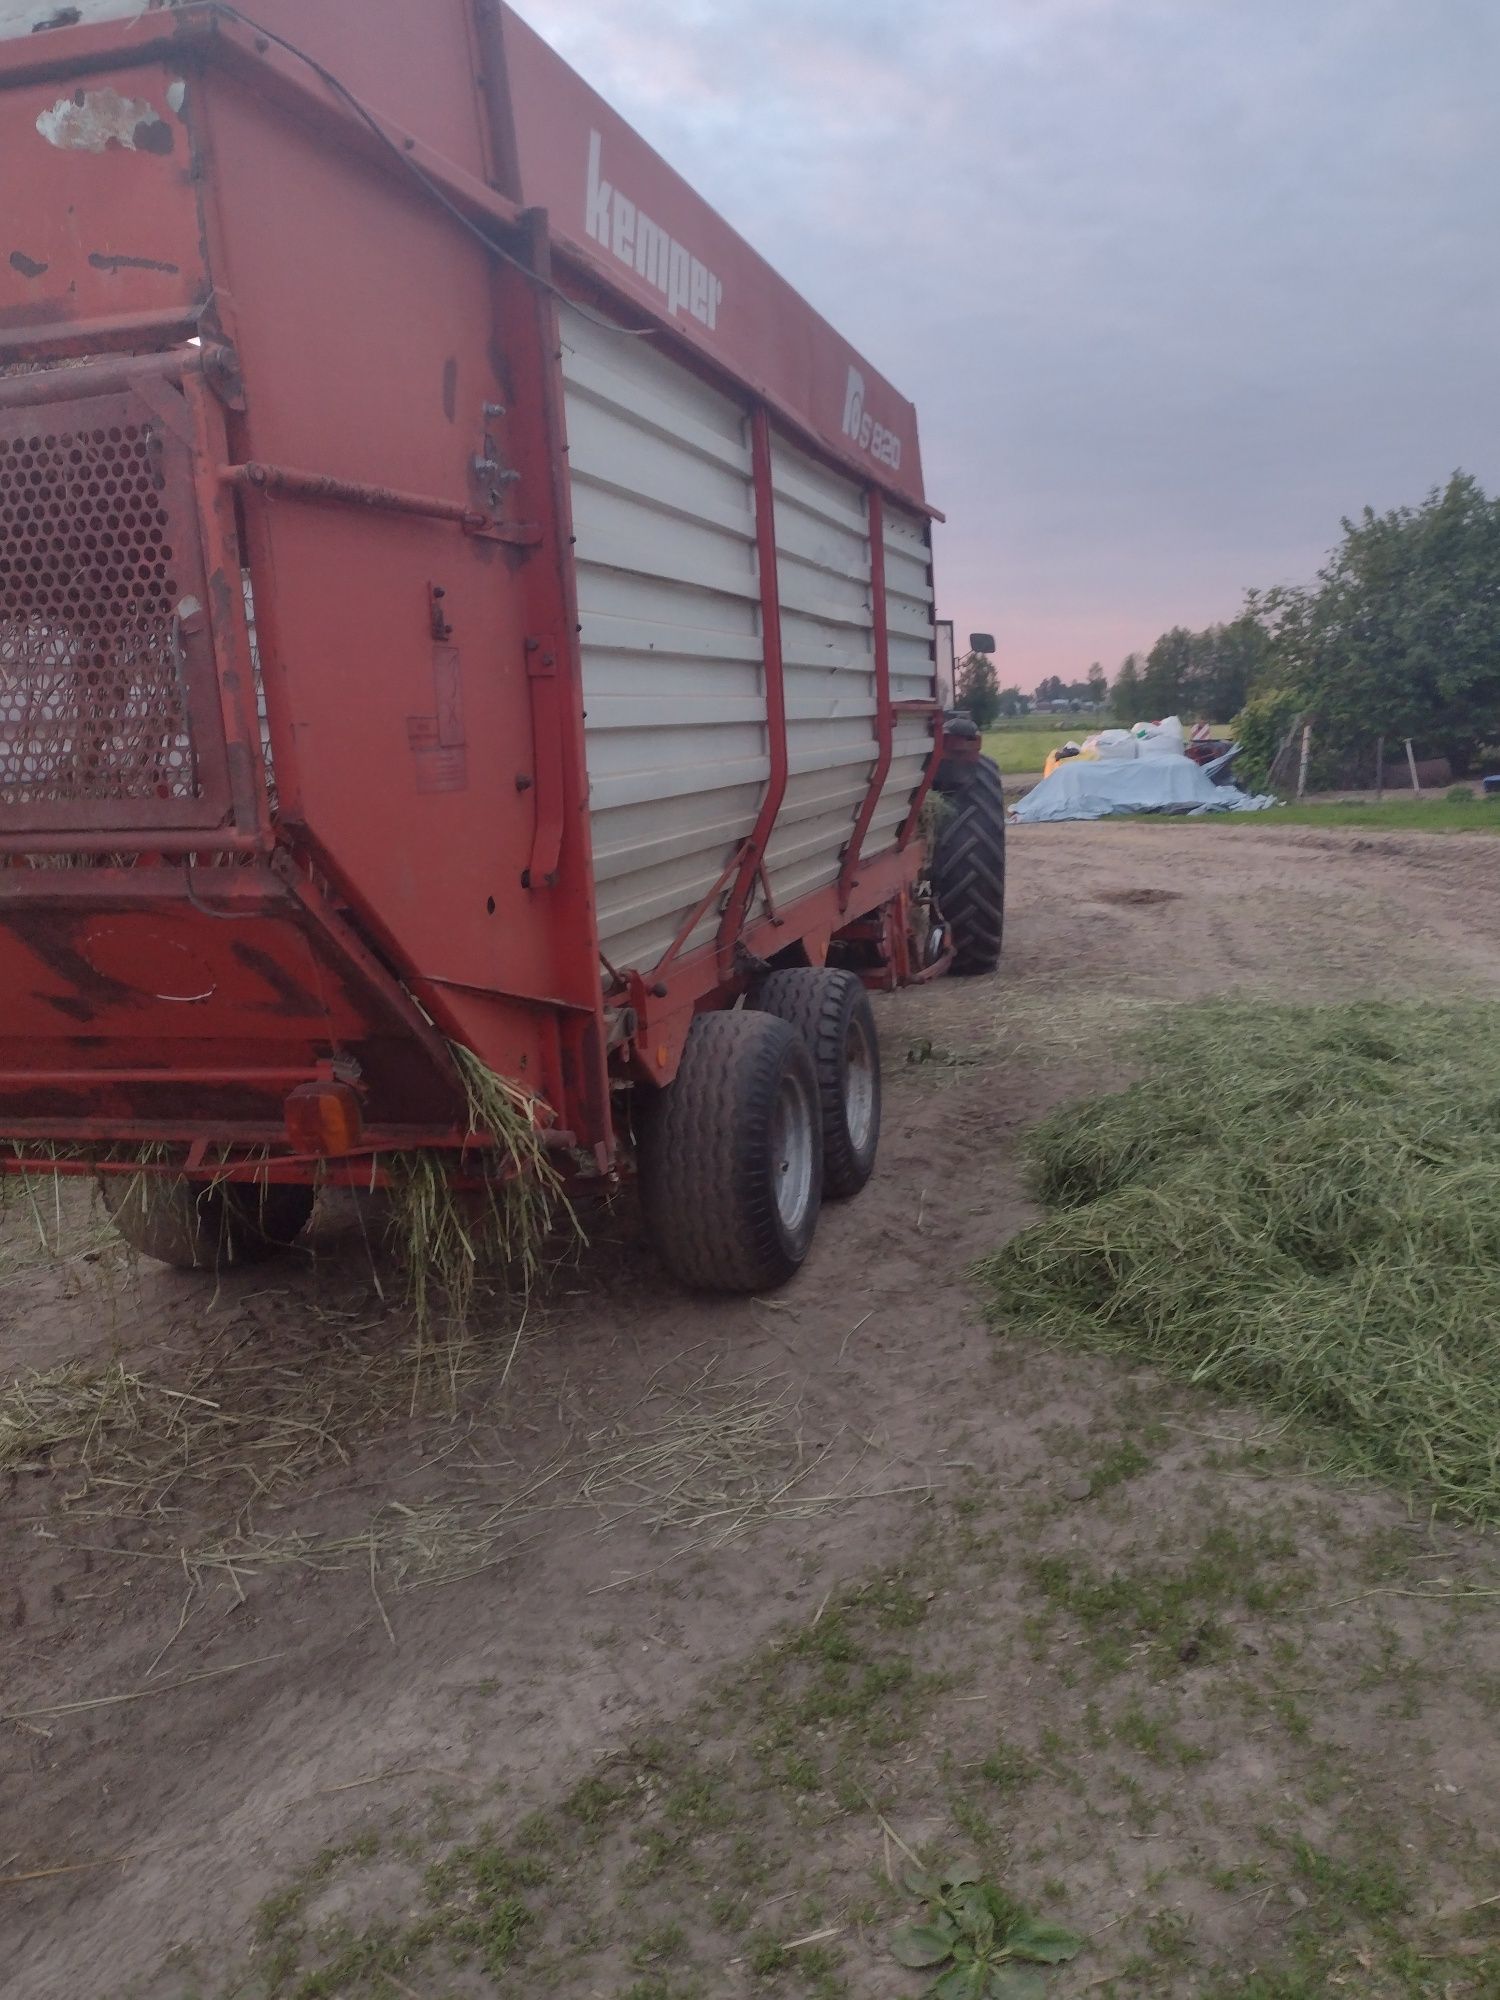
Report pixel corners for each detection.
[841,366,903,471]
[586,130,724,330]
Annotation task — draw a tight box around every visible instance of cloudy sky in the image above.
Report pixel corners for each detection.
[525,0,1499,691]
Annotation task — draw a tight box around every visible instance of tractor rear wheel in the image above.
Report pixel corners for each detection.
[932,751,1006,974]
[639,1009,823,1292]
[752,967,880,1198]
[99,1173,315,1271]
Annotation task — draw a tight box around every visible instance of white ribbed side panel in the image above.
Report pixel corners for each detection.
[561,306,764,972]
[869,500,938,851]
[762,432,876,908]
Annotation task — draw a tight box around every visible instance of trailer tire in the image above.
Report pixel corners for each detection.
[932,753,1006,974]
[751,968,880,1198]
[639,1010,823,1292]
[98,1174,315,1271]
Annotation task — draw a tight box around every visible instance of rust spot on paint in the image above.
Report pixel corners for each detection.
[37,87,173,156]
[442,356,458,422]
[88,251,181,276]
[8,251,47,279]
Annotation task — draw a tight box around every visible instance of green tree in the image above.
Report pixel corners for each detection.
[1112,653,1144,721]
[1229,685,1305,790]
[1248,473,1500,773]
[1174,615,1272,721]
[955,650,1001,728]
[1139,627,1193,716]
[995,684,1029,717]
[1034,674,1067,705]
[1129,618,1272,725]
[1087,661,1109,708]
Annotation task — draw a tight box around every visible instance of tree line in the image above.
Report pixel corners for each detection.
[1112,472,1500,781]
[1110,616,1270,729]
[951,473,1500,778]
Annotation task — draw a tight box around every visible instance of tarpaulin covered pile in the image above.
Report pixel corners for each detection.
[1012,756,1278,824]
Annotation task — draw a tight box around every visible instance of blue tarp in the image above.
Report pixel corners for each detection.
[1012,755,1278,824]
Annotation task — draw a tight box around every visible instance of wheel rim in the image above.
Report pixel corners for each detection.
[770,1067,816,1231]
[843,1015,877,1154]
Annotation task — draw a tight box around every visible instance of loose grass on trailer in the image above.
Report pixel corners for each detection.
[381,1041,579,1336]
[981,1000,1500,1524]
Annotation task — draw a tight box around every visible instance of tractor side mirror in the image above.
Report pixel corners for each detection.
[969,632,996,654]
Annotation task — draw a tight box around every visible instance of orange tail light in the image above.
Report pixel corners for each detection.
[284,1079,364,1156]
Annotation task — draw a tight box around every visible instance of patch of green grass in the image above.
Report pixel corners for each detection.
[762,1601,933,1760]
[982,999,1500,1524]
[252,1836,382,1945]
[1286,1837,1410,1923]
[663,1763,735,1829]
[1195,1830,1492,1999]
[562,1773,626,1826]
[978,1736,1036,1791]
[856,1574,930,1628]
[1115,1701,1208,1767]
[780,1749,822,1792]
[747,1929,788,1975]
[630,1920,686,1967]
[1089,1438,1154,1492]
[421,1830,548,1976]
[1024,1520,1303,1673]
[1143,1906,1196,1964]
[1143,793,1500,834]
[423,1828,549,1904]
[983,719,1111,777]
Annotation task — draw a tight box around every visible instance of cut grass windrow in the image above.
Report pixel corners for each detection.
[980,1000,1500,1524]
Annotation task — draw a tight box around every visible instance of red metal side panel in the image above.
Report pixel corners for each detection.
[490,2,926,512]
[196,69,602,1065]
[0,59,204,351]
[189,0,496,185]
[0,865,466,1135]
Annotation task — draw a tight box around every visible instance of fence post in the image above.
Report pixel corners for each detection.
[1375,734,1384,800]
[1405,739,1421,793]
[1297,722,1312,800]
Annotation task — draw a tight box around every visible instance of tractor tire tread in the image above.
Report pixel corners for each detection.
[932,754,1006,974]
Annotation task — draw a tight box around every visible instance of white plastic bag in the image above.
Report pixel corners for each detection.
[1137,715,1186,756]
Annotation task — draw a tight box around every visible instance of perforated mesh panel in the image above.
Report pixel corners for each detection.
[0,418,197,807]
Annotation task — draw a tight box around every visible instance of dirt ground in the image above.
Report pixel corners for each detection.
[5,820,1500,2000]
